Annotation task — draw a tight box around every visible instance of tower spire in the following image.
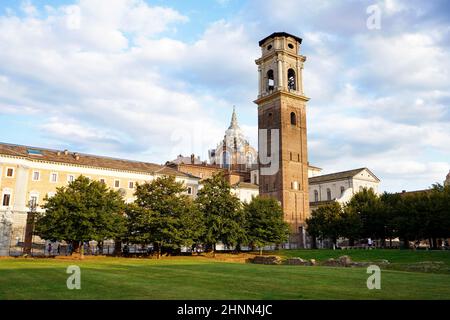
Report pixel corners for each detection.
[228,105,239,129]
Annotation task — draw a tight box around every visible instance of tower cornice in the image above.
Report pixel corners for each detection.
[254,89,310,105]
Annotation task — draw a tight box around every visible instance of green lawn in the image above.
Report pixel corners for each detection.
[0,254,449,300]
[276,249,450,273]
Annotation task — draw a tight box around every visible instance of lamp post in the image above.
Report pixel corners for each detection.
[23,200,37,256]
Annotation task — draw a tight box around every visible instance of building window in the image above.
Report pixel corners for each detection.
[340,186,345,196]
[327,188,332,201]
[6,168,14,177]
[68,175,75,183]
[267,69,274,91]
[114,180,120,188]
[187,186,193,195]
[99,178,106,184]
[292,181,298,190]
[287,68,296,90]
[314,190,319,202]
[128,181,134,189]
[290,112,297,126]
[32,171,40,181]
[50,173,58,183]
[2,193,11,206]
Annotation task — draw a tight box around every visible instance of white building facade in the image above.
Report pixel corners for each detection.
[308,168,380,212]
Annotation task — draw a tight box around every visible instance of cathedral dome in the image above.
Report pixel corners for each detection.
[208,106,257,170]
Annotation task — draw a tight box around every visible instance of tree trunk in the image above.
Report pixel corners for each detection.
[432,238,438,250]
[349,238,355,247]
[213,243,216,258]
[311,237,317,249]
[72,240,80,253]
[114,240,122,256]
[259,247,263,256]
[154,243,161,259]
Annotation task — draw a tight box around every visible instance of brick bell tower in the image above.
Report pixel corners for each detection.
[254,32,310,248]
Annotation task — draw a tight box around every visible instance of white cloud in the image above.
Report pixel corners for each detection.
[1,0,449,192]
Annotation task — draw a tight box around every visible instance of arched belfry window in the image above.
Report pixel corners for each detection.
[287,68,296,90]
[267,69,274,92]
[290,112,297,126]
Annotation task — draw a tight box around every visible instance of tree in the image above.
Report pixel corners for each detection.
[346,188,389,244]
[35,176,125,255]
[243,196,289,255]
[379,192,402,247]
[126,175,202,258]
[424,184,450,248]
[195,172,244,254]
[340,206,362,246]
[306,202,342,248]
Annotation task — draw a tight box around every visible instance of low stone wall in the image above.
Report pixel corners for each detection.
[248,254,390,268]
[285,257,317,266]
[250,256,282,265]
[321,255,390,267]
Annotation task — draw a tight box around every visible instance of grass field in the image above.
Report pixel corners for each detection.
[0,250,449,300]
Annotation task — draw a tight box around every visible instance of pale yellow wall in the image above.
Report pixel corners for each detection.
[0,157,178,209]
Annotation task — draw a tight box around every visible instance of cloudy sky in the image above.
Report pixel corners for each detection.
[0,0,449,192]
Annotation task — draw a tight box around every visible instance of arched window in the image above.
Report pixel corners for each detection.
[340,186,345,196]
[267,69,274,92]
[314,190,319,202]
[290,112,297,126]
[327,188,332,201]
[288,68,296,90]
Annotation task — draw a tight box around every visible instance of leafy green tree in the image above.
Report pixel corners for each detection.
[126,175,202,257]
[379,192,402,247]
[392,192,425,248]
[346,188,383,240]
[243,196,289,255]
[35,176,126,254]
[340,206,362,246]
[195,172,244,254]
[423,184,450,248]
[306,202,342,248]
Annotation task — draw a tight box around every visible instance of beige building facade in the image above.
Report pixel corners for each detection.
[0,143,200,255]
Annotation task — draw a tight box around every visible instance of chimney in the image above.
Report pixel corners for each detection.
[190,154,195,164]
[64,149,69,155]
[74,152,80,160]
[57,151,61,156]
